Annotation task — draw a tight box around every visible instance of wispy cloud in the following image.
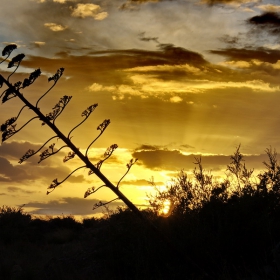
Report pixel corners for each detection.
[132,147,268,171]
[258,5,280,13]
[138,32,159,43]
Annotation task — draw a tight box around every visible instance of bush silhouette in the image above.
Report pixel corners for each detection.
[0,206,31,243]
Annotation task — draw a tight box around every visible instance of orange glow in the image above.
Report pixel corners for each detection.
[160,200,171,217]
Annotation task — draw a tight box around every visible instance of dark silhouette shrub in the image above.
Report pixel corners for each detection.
[0,205,31,227]
[0,206,31,243]
[82,217,99,228]
[147,146,280,278]
[48,215,82,230]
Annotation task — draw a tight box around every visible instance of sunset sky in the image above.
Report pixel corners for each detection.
[1,0,280,218]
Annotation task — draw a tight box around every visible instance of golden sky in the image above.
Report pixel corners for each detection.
[1,0,280,217]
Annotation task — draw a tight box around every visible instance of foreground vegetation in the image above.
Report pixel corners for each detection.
[1,147,280,279]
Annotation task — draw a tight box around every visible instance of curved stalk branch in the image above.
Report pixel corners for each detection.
[52,105,66,125]
[85,132,103,157]
[52,95,72,125]
[47,165,86,194]
[38,144,68,163]
[60,165,86,184]
[37,136,59,155]
[117,158,138,189]
[117,171,129,189]
[2,116,39,142]
[0,88,15,99]
[4,93,16,102]
[42,96,72,126]
[0,89,6,98]
[35,81,56,108]
[92,198,120,211]
[0,56,8,65]
[85,119,110,157]
[84,184,106,198]
[68,104,98,139]
[16,116,39,134]
[91,144,118,171]
[19,135,59,164]
[15,105,27,120]
[36,68,64,108]
[7,63,20,82]
[67,115,89,139]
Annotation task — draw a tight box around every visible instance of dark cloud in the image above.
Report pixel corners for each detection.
[248,12,280,25]
[132,148,269,171]
[219,35,241,46]
[138,32,159,43]
[0,157,28,182]
[36,165,88,186]
[209,47,280,63]
[122,179,149,186]
[180,144,195,150]
[0,141,79,168]
[159,43,207,64]
[26,197,124,216]
[135,144,195,152]
[132,149,226,170]
[0,142,88,184]
[247,12,280,36]
[202,0,260,5]
[0,177,10,182]
[139,37,159,43]
[87,44,207,68]
[0,141,42,162]
[135,144,162,151]
[7,186,34,194]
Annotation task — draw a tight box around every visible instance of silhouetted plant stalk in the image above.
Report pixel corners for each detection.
[0,44,147,220]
